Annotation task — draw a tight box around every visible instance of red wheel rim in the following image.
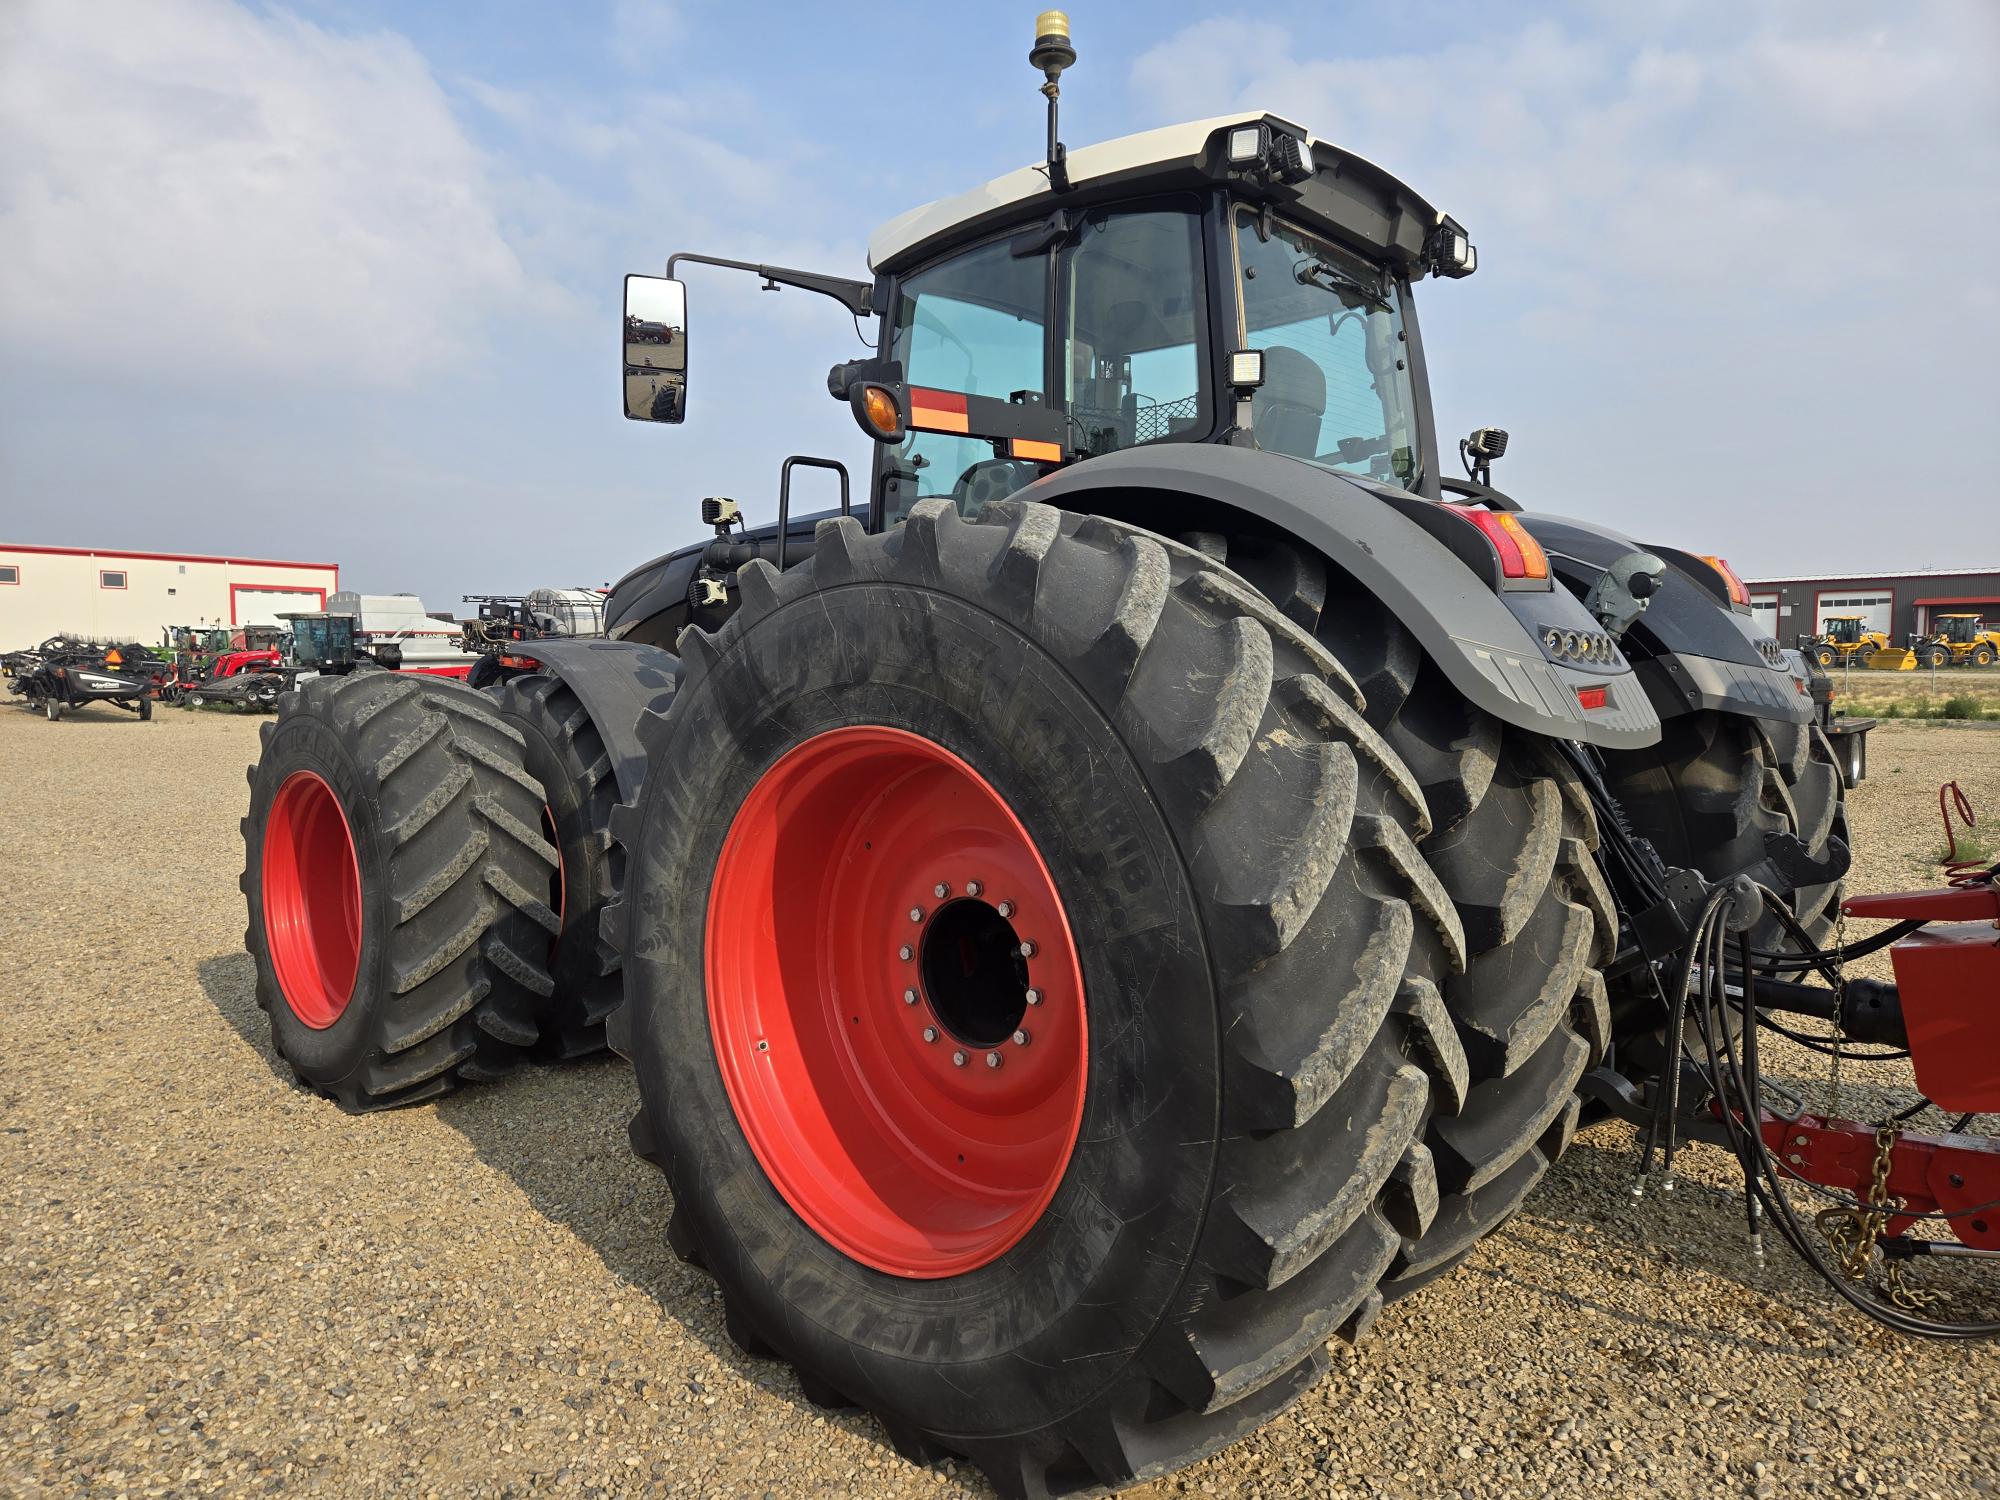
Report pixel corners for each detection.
[707,726,1088,1278]
[262,770,363,1029]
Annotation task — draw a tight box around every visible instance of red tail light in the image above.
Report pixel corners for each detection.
[1444,505,1549,582]
[1698,554,1751,607]
[1576,686,1608,710]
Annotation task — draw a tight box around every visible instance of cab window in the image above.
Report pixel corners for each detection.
[885,236,1047,524]
[1235,209,1419,488]
[1063,204,1208,458]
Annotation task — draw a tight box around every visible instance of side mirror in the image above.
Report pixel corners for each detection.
[623,275,688,423]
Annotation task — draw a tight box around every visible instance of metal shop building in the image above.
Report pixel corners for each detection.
[0,544,341,647]
[1741,566,2000,649]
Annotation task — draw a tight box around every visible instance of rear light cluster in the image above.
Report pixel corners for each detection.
[1541,627,1619,665]
[1698,554,1752,607]
[1444,505,1549,583]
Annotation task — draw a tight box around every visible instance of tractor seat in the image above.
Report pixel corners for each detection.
[1251,346,1325,460]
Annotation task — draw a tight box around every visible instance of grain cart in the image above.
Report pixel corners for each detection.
[238,14,1871,1491]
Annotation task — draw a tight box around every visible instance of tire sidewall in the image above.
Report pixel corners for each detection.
[246,706,393,1086]
[627,584,1218,1439]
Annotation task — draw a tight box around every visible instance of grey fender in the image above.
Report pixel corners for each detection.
[470,638,681,808]
[1520,513,1812,727]
[1018,446,1662,750]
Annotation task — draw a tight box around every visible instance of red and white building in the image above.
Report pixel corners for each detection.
[0,544,340,646]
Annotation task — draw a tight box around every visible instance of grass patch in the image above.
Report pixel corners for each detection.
[1934,827,1995,866]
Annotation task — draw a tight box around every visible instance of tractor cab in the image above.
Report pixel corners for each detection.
[627,107,1475,532]
[1822,615,1867,644]
[279,611,360,674]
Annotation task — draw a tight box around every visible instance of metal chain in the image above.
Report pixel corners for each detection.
[1814,1123,1897,1281]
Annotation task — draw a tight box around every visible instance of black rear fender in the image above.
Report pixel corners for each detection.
[1019,446,1661,750]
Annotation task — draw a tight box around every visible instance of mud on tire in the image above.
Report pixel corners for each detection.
[606,500,1470,1497]
[240,672,558,1110]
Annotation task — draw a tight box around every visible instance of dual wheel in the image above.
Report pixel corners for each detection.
[602,501,1608,1495]
[240,500,1624,1493]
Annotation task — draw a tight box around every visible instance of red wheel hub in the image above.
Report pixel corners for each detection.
[707,726,1088,1278]
[261,770,362,1029]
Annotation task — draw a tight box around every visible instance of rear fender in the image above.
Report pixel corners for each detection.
[1519,513,1811,726]
[473,638,681,807]
[1019,445,1661,750]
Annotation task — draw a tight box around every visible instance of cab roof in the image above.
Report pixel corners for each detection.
[867,111,1450,276]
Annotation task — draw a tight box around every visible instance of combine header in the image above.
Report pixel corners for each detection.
[234,14,1990,1492]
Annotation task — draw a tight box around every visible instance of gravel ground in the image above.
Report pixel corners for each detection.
[2,705,1994,1499]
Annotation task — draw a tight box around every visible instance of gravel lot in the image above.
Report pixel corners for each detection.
[2,705,1993,1498]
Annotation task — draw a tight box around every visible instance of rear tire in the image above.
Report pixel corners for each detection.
[240,672,558,1110]
[1598,710,1849,954]
[486,672,632,1059]
[45,697,60,722]
[1976,645,1996,668]
[609,501,1461,1496]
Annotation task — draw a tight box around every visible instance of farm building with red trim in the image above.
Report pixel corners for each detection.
[0,543,341,647]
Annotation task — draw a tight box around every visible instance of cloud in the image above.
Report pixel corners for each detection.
[1123,4,1998,573]
[0,0,535,385]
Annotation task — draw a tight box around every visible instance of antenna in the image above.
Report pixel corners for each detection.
[1030,11,1076,192]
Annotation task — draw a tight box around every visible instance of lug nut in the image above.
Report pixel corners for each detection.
[1024,988,1042,1006]
[965,880,983,897]
[922,1026,938,1043]
[952,1050,967,1067]
[1012,1029,1030,1046]
[909,907,924,923]
[899,944,914,961]
[903,988,919,1005]
[986,1051,1003,1069]
[996,901,1014,918]
[1019,940,1036,958]
[934,882,951,899]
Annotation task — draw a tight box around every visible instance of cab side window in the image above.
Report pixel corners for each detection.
[885,238,1047,525]
[1063,205,1207,458]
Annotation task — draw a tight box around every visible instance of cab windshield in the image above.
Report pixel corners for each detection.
[1235,209,1420,489]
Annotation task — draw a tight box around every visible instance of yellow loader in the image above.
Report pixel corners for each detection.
[1806,614,1904,669]
[1912,613,2000,669]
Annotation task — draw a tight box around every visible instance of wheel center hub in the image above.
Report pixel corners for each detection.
[919,897,1028,1046]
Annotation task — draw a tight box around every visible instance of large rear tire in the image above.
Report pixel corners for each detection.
[487,672,629,1059]
[608,501,1466,1496]
[1597,709,1849,953]
[240,672,558,1110]
[1197,532,1611,1298]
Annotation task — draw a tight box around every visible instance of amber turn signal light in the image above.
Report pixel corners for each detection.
[850,382,906,442]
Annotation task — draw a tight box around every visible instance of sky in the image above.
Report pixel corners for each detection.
[2,0,1995,609]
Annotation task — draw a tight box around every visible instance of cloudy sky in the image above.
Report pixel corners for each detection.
[2,0,1994,608]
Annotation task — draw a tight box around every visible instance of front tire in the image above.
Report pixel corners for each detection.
[240,673,558,1109]
[608,501,1459,1495]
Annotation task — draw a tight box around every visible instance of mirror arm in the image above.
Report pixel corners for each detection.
[665,252,873,317]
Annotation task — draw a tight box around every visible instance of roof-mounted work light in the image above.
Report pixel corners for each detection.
[1429,215,1478,278]
[1224,121,1315,184]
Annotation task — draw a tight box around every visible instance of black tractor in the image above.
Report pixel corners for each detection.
[238,15,1849,1494]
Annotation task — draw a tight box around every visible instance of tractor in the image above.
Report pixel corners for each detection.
[1804,613,1891,669]
[1913,612,2000,669]
[238,15,1911,1492]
